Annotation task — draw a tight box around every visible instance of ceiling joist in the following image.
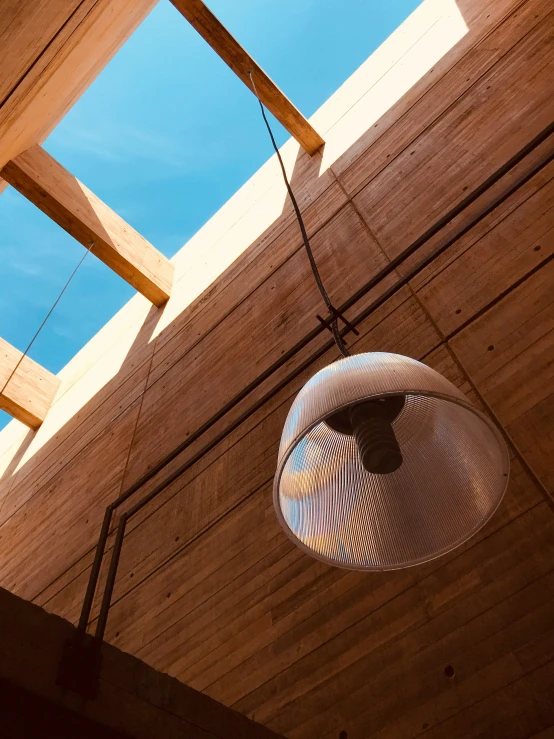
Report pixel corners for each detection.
[0,337,60,429]
[1,145,174,307]
[170,0,325,155]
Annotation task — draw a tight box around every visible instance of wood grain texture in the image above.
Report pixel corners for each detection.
[2,145,174,305]
[352,10,554,260]
[332,0,547,190]
[0,400,142,602]
[169,0,324,155]
[0,0,81,105]
[450,262,554,494]
[0,337,60,428]
[122,203,394,485]
[416,158,554,336]
[0,0,552,737]
[0,0,157,169]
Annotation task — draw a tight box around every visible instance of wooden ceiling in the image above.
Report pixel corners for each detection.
[1,0,553,738]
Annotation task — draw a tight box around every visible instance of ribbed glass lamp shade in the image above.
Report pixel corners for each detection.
[274,353,509,571]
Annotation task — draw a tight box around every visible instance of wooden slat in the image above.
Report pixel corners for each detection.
[1,145,174,306]
[246,463,543,737]
[0,1,81,106]
[450,262,554,493]
[0,337,60,429]
[351,10,554,260]
[415,157,554,335]
[322,569,554,739]
[169,0,324,155]
[333,0,547,190]
[0,399,142,602]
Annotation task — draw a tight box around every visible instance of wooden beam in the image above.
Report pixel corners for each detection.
[0,0,158,171]
[170,0,325,155]
[0,338,60,429]
[1,145,174,306]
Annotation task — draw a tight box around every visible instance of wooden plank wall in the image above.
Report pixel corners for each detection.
[1,0,553,736]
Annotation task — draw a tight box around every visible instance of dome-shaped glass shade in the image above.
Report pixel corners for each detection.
[274,353,509,570]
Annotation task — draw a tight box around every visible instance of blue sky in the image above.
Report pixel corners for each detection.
[0,0,421,429]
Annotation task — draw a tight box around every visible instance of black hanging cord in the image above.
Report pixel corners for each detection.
[248,71,350,358]
[1,240,95,398]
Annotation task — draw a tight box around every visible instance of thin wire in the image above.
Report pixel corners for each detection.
[248,71,349,358]
[1,240,95,398]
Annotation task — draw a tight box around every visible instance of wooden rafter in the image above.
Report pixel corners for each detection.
[1,145,174,306]
[0,0,158,173]
[0,338,60,428]
[170,0,325,155]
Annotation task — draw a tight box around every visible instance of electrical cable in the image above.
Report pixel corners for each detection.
[1,240,95,399]
[248,71,349,357]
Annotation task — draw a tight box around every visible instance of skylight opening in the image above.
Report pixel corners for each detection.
[43,0,424,259]
[1,0,428,432]
[0,188,136,430]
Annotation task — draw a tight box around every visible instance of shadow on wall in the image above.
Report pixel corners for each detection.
[0,0,478,608]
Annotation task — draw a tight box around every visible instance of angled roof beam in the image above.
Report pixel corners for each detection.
[1,145,174,306]
[0,338,60,429]
[170,0,325,155]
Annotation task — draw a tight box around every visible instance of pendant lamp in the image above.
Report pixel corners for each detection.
[274,353,509,570]
[248,70,509,571]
